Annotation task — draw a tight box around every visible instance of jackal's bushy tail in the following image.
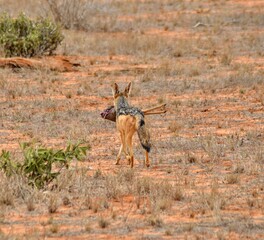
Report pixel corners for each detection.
[136,115,151,152]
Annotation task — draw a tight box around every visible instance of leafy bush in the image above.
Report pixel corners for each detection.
[0,12,64,57]
[0,142,89,189]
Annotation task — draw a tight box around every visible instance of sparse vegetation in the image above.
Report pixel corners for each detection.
[168,120,182,134]
[225,173,240,185]
[48,194,59,214]
[0,0,263,239]
[49,223,59,234]
[0,12,63,57]
[0,142,89,189]
[147,215,163,228]
[98,217,109,229]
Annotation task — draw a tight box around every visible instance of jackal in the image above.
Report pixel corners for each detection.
[112,82,151,168]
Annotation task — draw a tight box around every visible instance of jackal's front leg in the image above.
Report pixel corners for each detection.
[116,132,127,165]
[115,144,123,165]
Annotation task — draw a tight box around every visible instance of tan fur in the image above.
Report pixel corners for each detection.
[112,82,150,168]
[115,115,137,167]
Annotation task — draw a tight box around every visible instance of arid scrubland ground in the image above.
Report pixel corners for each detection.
[0,0,264,239]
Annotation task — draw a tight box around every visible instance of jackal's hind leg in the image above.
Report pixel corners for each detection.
[126,155,131,165]
[145,151,150,168]
[124,146,130,165]
[126,134,134,168]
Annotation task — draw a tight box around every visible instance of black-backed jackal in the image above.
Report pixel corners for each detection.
[112,82,151,168]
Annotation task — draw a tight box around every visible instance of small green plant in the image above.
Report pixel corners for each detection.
[20,142,89,188]
[0,150,18,176]
[0,12,64,57]
[0,142,89,189]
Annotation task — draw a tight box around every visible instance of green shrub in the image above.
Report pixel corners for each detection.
[0,12,64,57]
[0,142,89,189]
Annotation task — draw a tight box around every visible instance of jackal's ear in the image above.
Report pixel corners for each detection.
[112,83,119,97]
[124,82,132,97]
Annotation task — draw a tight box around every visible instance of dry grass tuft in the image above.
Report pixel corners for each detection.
[225,174,240,185]
[220,53,232,66]
[49,224,59,234]
[147,215,163,228]
[172,185,185,201]
[168,121,182,134]
[0,0,264,239]
[48,194,59,214]
[98,216,110,229]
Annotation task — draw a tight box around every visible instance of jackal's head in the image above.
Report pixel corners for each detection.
[112,82,132,109]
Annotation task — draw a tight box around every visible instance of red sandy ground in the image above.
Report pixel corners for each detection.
[0,1,264,239]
